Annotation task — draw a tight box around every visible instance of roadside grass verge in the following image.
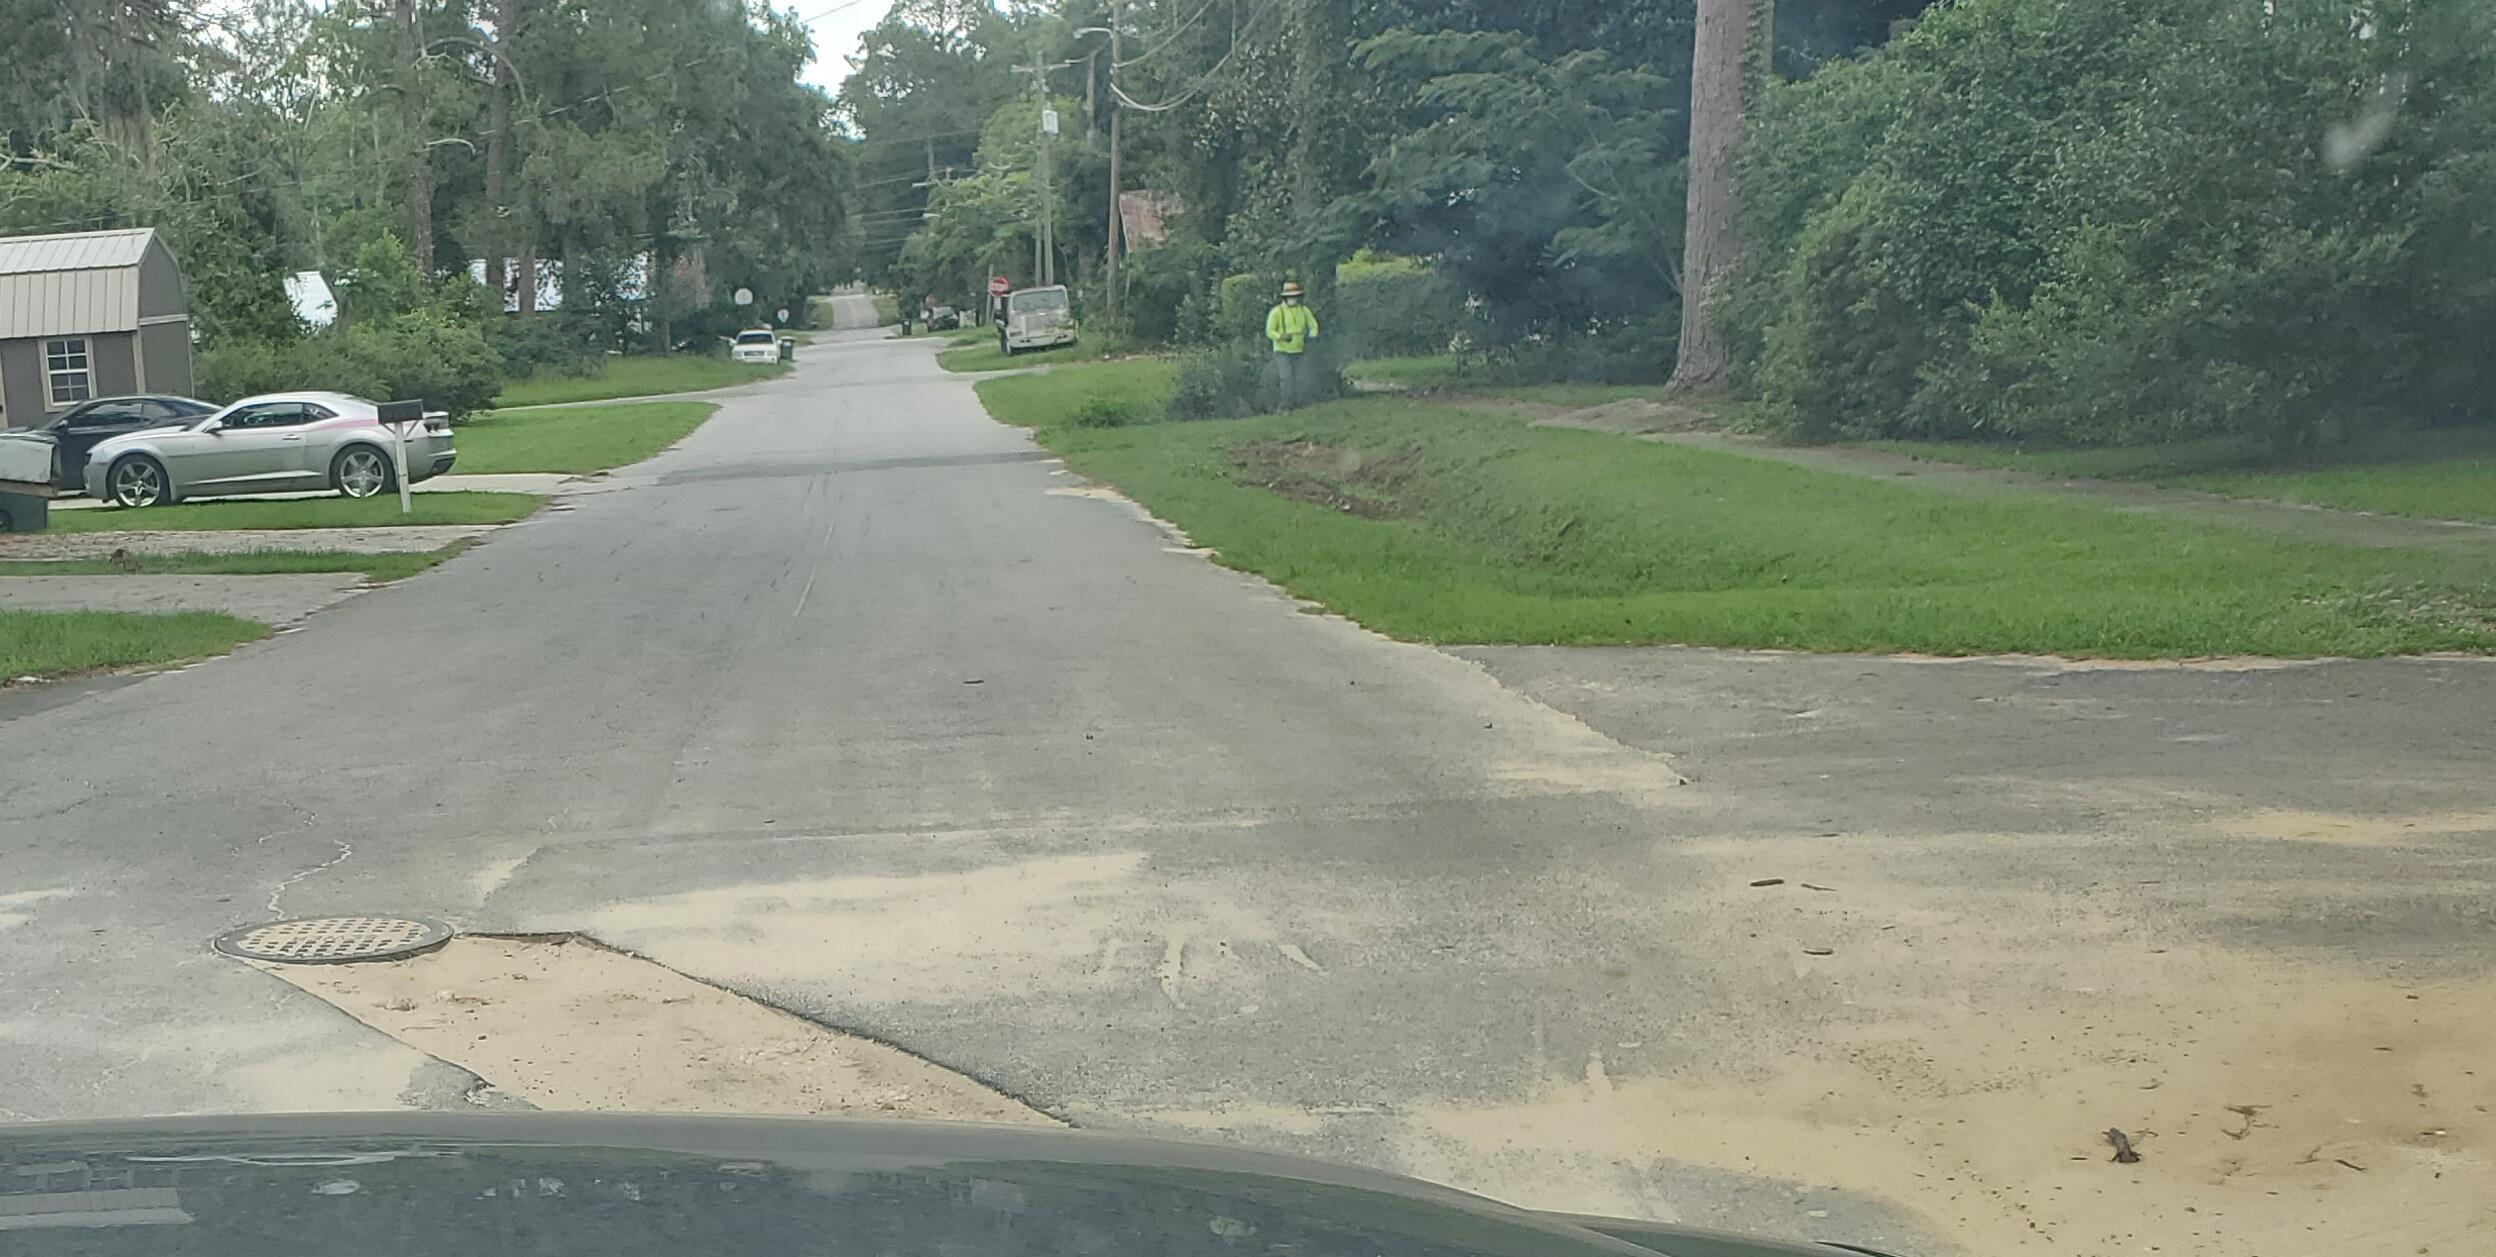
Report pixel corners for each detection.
[454,401,716,474]
[1876,428,2496,523]
[496,354,788,407]
[937,336,1143,374]
[52,492,539,532]
[0,546,464,581]
[974,359,1178,429]
[873,293,899,325]
[1,609,268,680]
[981,363,2496,657]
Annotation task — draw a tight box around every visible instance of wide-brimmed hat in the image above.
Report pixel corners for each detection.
[1280,281,1305,298]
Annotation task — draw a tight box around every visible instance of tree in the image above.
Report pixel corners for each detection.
[1671,0,1750,389]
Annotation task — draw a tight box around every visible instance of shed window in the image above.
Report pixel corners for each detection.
[44,337,92,407]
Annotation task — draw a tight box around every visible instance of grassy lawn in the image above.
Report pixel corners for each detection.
[1,609,269,680]
[454,401,716,474]
[873,293,900,325]
[1877,428,2496,523]
[938,336,1138,374]
[52,492,539,532]
[974,359,1178,429]
[1345,354,1663,409]
[496,354,788,407]
[979,363,2496,658]
[0,547,462,581]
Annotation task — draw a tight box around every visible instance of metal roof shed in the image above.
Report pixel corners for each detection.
[0,227,195,429]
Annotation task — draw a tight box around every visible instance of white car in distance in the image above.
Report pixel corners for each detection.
[731,328,783,364]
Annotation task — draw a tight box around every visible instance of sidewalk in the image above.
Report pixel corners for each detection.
[47,472,572,511]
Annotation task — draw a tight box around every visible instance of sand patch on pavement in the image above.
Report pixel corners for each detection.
[2209,808,2496,846]
[258,934,1052,1125]
[1393,832,2496,1255]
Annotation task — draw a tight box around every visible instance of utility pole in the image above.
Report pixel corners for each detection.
[1012,60,1060,286]
[1103,0,1124,328]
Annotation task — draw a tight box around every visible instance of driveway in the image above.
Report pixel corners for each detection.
[1,328,2487,1257]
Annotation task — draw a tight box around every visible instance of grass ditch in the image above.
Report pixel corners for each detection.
[980,361,2496,658]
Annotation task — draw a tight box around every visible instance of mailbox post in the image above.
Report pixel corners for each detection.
[376,399,425,515]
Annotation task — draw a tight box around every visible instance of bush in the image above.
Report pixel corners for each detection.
[1739,0,2496,448]
[1332,255,1467,360]
[1169,341,1347,421]
[489,314,603,378]
[194,313,505,419]
[1071,395,1150,428]
[1169,343,1274,420]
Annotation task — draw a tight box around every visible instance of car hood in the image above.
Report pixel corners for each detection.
[0,1113,1880,1257]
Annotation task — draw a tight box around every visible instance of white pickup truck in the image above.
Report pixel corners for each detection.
[731,328,785,365]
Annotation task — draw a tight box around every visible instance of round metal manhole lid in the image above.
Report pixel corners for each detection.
[214,915,452,965]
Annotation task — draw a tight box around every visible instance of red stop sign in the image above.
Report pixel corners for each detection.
[989,276,1012,296]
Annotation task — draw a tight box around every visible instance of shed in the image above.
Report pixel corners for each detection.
[0,227,195,430]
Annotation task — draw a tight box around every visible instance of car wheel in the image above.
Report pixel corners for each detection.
[106,455,174,508]
[333,446,395,499]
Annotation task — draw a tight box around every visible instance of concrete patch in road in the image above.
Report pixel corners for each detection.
[0,573,368,624]
[254,934,1056,1125]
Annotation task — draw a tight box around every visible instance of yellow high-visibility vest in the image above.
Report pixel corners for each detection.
[1266,302,1320,355]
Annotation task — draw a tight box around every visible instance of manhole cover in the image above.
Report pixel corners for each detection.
[214,915,452,965]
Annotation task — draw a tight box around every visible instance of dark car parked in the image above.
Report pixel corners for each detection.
[31,393,217,490]
[928,304,962,330]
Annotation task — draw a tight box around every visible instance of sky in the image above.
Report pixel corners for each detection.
[795,0,889,95]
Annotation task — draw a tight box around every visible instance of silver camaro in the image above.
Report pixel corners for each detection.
[83,391,456,507]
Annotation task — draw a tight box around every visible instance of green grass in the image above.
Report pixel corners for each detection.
[975,359,1179,429]
[1,609,269,680]
[453,401,716,474]
[1346,354,1474,391]
[51,492,539,532]
[495,354,789,407]
[937,335,1138,374]
[2172,460,2496,523]
[1345,355,1664,409]
[0,547,463,581]
[980,362,2496,658]
[873,293,900,326]
[1877,427,2496,523]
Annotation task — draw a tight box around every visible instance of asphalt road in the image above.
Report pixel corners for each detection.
[4,331,2488,1254]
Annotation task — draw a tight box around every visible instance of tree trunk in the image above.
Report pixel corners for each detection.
[394,0,433,286]
[1673,0,1751,390]
[483,0,520,307]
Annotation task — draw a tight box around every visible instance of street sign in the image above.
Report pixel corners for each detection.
[989,275,1011,296]
[775,307,790,324]
[1041,108,1060,136]
[733,287,754,306]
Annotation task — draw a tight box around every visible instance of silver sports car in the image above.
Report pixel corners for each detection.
[83,391,456,507]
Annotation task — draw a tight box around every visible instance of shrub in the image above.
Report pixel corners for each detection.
[489,313,603,378]
[1169,343,1274,420]
[193,313,504,419]
[1169,341,1347,420]
[1332,255,1468,360]
[1071,395,1149,428]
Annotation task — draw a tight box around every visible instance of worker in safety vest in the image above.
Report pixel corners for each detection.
[1265,280,1321,407]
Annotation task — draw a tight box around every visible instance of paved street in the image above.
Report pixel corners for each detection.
[3,331,2489,1255]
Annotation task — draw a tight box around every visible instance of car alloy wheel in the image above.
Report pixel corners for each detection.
[335,447,391,499]
[109,457,168,508]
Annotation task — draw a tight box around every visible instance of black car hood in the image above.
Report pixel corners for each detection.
[0,1113,1868,1257]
